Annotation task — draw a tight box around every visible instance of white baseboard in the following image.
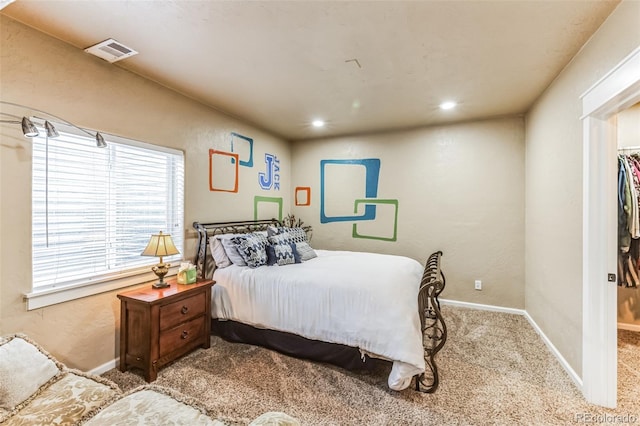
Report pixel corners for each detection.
[441,298,583,391]
[89,357,119,376]
[523,311,583,390]
[440,298,525,316]
[618,322,640,332]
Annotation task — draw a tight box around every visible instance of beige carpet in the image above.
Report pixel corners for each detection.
[102,306,640,425]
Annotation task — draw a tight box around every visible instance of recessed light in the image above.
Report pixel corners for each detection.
[439,101,457,110]
[312,119,325,128]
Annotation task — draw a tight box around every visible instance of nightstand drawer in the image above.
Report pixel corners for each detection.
[159,292,206,330]
[159,316,205,358]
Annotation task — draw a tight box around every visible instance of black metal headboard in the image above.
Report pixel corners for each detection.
[192,219,281,279]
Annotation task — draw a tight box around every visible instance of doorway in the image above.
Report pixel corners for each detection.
[581,46,640,408]
[614,102,640,408]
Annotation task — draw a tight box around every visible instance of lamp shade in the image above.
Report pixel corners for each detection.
[141,231,179,257]
[96,132,107,148]
[44,120,59,138]
[21,117,39,138]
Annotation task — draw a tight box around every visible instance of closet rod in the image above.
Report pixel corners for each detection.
[618,146,640,151]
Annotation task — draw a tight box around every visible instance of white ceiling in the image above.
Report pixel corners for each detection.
[2,0,620,140]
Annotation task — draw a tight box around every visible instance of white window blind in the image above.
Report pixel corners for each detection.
[32,129,184,290]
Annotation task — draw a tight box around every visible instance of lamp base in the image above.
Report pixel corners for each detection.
[151,261,170,289]
[152,280,170,289]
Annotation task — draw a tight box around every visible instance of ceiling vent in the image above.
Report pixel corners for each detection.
[84,38,138,63]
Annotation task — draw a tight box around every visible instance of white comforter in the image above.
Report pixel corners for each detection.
[211,249,425,390]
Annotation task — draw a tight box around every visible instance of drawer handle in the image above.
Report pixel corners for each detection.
[181,330,189,339]
[181,306,188,314]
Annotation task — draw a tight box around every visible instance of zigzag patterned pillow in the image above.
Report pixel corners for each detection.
[268,229,316,261]
[231,233,268,268]
[267,227,307,244]
[266,243,301,266]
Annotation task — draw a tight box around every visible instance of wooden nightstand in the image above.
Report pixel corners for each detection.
[117,278,214,382]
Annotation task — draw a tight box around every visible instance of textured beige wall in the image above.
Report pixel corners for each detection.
[291,117,525,309]
[0,16,290,371]
[617,103,640,327]
[525,0,640,377]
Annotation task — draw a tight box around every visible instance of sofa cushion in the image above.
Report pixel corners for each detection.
[249,411,301,425]
[81,386,225,425]
[6,371,120,426]
[0,336,62,411]
[0,334,300,426]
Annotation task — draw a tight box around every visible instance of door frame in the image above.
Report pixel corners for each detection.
[581,46,640,408]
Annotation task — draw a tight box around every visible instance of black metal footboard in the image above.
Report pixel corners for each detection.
[415,251,446,393]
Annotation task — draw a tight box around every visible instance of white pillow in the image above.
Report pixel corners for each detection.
[295,241,318,261]
[208,237,231,268]
[0,337,61,410]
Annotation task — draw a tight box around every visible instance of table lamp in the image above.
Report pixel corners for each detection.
[141,231,180,289]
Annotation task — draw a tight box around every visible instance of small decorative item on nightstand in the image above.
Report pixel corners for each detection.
[141,231,180,289]
[177,262,197,284]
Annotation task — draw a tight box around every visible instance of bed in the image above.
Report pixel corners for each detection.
[193,219,446,393]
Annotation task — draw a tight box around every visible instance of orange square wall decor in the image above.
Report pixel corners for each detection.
[295,187,311,206]
[209,149,239,193]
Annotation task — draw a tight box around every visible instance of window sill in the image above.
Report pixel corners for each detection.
[23,265,180,310]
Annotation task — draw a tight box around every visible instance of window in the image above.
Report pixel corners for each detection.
[31,127,184,295]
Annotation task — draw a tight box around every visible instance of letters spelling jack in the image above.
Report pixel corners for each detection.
[259,154,280,190]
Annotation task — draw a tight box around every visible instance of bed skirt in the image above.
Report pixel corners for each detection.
[211,319,384,371]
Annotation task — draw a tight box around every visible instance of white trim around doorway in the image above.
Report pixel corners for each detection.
[580,46,640,408]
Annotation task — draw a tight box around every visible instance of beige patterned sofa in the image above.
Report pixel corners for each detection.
[0,334,298,425]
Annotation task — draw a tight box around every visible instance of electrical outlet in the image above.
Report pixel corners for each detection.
[475,280,482,290]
